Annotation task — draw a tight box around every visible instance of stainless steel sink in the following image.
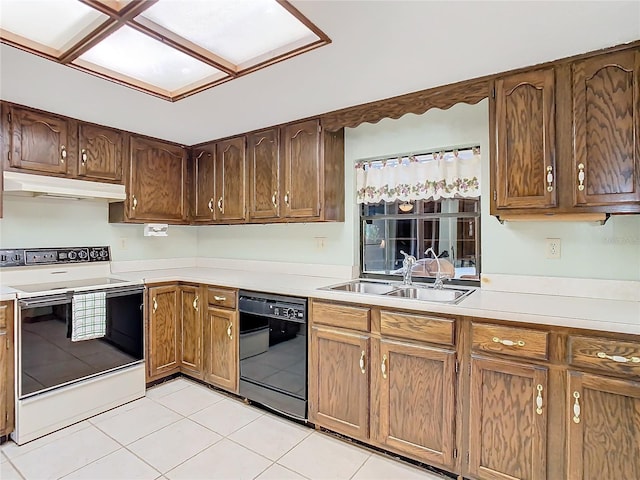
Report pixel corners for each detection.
[386,286,473,303]
[323,280,475,304]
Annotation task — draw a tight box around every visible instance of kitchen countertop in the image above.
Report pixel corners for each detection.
[113,266,640,335]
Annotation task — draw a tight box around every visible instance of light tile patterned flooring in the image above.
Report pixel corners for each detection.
[1,378,450,480]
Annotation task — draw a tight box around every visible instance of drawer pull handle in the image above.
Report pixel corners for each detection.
[597,351,640,363]
[535,384,543,415]
[284,191,290,207]
[227,321,233,340]
[152,297,158,313]
[572,391,581,423]
[132,195,138,210]
[208,198,214,212]
[213,295,226,302]
[271,192,278,208]
[193,296,199,311]
[359,350,366,374]
[60,145,67,163]
[577,163,585,191]
[546,165,553,192]
[217,196,223,213]
[381,354,387,379]
[81,148,88,164]
[492,336,525,347]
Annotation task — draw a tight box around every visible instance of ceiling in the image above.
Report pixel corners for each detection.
[1,1,638,146]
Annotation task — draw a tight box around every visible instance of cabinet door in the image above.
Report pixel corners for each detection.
[8,106,71,174]
[572,49,640,208]
[214,137,246,222]
[0,301,14,437]
[179,286,203,378]
[78,123,123,182]
[375,339,456,469]
[204,307,238,391]
[309,326,369,441]
[494,69,557,210]
[247,128,280,220]
[567,371,640,480]
[282,119,321,218]
[147,286,179,380]
[469,356,548,480]
[129,136,187,222]
[192,145,215,222]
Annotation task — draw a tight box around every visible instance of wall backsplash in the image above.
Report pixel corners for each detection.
[2,98,639,281]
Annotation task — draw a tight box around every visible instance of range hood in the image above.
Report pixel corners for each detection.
[3,171,126,202]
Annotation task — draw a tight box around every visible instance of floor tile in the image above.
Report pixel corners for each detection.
[88,397,155,424]
[1,421,91,460]
[92,398,182,445]
[152,384,225,416]
[229,414,312,461]
[10,425,120,480]
[166,439,271,480]
[62,448,160,480]
[0,458,23,480]
[189,398,263,436]
[278,432,370,480]
[145,378,194,399]
[256,463,307,480]
[352,455,445,480]
[128,418,222,474]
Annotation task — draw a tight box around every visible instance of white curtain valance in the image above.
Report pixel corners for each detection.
[356,148,481,204]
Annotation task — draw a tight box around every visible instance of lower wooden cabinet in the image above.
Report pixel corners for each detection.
[0,300,14,438]
[146,285,180,381]
[566,371,640,480]
[179,285,203,379]
[468,356,548,480]
[203,306,238,392]
[309,325,370,441]
[374,338,456,469]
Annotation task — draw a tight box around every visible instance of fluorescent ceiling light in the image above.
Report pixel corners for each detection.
[0,0,329,101]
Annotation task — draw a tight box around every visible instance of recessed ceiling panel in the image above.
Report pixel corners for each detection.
[76,26,225,92]
[0,0,107,55]
[139,0,320,66]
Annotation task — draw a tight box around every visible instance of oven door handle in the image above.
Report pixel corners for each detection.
[19,294,73,308]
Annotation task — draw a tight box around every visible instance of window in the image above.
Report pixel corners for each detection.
[357,146,481,284]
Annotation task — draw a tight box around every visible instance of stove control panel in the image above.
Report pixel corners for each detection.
[0,246,111,267]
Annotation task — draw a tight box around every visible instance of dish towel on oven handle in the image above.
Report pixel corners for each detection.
[71,292,107,341]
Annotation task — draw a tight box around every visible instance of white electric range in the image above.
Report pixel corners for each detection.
[0,246,146,445]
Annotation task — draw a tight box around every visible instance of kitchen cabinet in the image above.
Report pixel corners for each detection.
[77,123,124,182]
[4,104,73,175]
[191,144,215,222]
[491,44,640,219]
[247,128,280,220]
[214,137,246,223]
[146,285,180,381]
[203,286,238,391]
[179,285,203,379]
[111,135,188,224]
[0,300,14,439]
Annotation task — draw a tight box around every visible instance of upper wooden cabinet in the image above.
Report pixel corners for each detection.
[191,145,216,222]
[494,68,557,210]
[5,105,73,175]
[77,123,123,182]
[572,49,640,208]
[491,45,640,218]
[111,136,188,224]
[215,137,246,223]
[247,128,280,220]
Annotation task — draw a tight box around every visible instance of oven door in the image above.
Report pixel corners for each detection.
[18,286,144,399]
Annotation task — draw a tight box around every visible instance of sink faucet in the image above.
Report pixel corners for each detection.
[400,250,417,285]
[425,247,446,290]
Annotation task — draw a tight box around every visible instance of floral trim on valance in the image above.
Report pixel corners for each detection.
[356,147,481,204]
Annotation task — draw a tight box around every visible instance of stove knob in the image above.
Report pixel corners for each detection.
[90,250,98,258]
[78,250,88,259]
[286,308,297,319]
[68,251,77,260]
[100,250,108,257]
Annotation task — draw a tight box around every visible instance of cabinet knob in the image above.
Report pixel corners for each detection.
[284,191,290,207]
[81,148,88,164]
[271,192,278,208]
[546,165,553,192]
[359,350,366,374]
[60,145,67,163]
[535,384,543,415]
[227,321,233,340]
[572,391,581,424]
[381,354,387,379]
[193,296,199,311]
[577,163,585,191]
[217,196,223,213]
[208,198,214,212]
[152,297,158,313]
[132,195,138,210]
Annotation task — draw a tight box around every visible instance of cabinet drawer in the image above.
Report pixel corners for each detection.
[380,311,454,346]
[569,335,640,377]
[472,323,548,361]
[207,287,237,309]
[312,301,370,331]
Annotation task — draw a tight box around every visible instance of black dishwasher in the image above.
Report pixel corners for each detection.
[238,290,307,420]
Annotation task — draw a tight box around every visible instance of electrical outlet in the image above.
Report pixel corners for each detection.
[546,238,561,259]
[315,237,327,250]
[119,237,128,250]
